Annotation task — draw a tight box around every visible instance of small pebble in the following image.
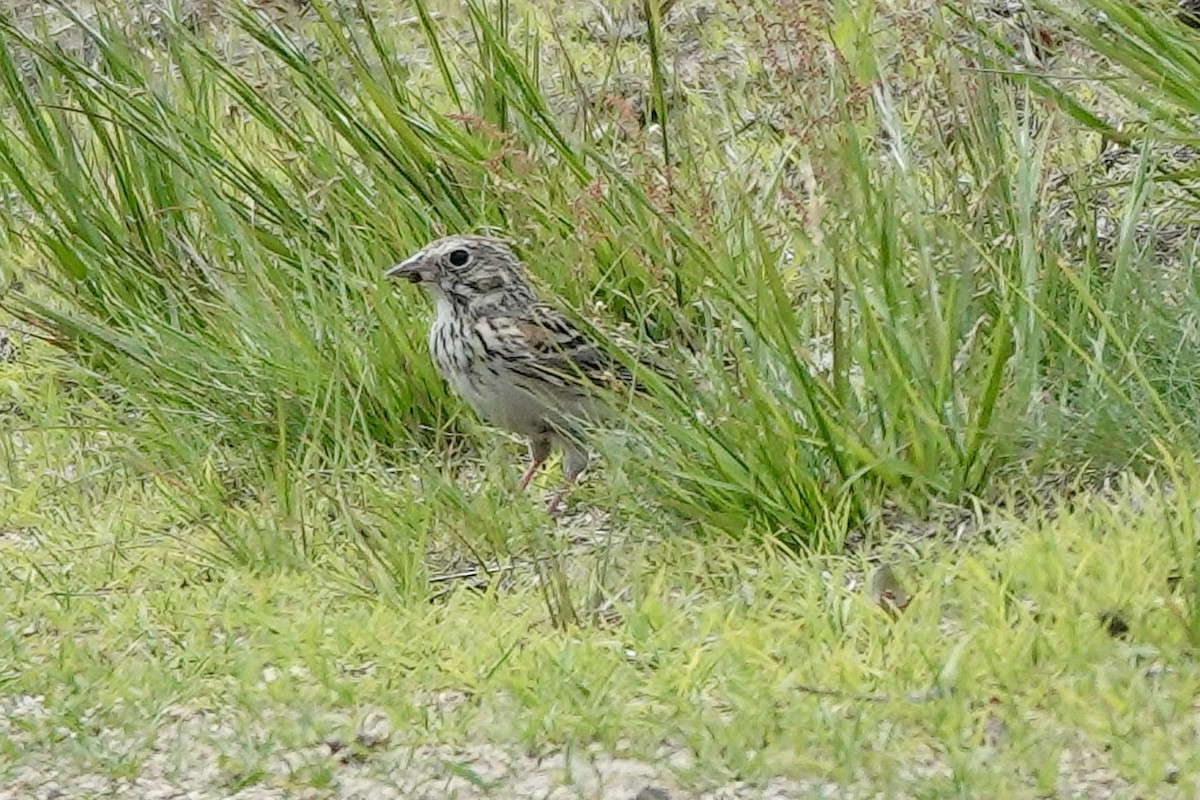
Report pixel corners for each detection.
[356,709,393,749]
[635,787,670,800]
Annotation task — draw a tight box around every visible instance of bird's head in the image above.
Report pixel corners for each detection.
[385,234,536,314]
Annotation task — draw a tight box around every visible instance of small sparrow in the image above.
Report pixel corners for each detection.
[386,234,633,513]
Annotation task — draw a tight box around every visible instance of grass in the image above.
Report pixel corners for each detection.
[4,373,1200,795]
[3,0,1200,795]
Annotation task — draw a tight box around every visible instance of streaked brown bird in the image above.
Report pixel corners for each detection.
[386,234,633,513]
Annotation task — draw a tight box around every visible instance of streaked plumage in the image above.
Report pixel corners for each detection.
[386,234,630,512]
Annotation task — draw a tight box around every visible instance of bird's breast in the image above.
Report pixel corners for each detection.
[428,315,589,437]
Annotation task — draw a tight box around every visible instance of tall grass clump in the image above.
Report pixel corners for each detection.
[1026,0,1200,634]
[946,0,1200,458]
[0,0,1194,557]
[621,9,1197,542]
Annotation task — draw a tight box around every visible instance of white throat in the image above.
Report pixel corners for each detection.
[431,288,455,324]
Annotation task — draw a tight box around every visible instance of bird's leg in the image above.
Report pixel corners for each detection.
[520,436,552,492]
[546,437,589,516]
[517,459,543,492]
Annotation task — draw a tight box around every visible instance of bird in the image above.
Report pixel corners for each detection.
[385,234,634,514]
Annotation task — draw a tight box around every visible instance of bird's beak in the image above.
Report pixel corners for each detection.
[384,255,434,284]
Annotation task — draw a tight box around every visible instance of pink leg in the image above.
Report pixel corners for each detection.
[521,437,552,493]
[517,459,543,492]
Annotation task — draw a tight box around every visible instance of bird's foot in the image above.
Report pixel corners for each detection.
[546,489,567,516]
[545,474,581,516]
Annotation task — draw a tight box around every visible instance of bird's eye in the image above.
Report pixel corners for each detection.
[448,248,471,267]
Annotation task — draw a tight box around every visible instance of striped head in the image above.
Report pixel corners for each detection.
[385,234,537,315]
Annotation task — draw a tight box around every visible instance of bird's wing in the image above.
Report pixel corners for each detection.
[499,303,634,391]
